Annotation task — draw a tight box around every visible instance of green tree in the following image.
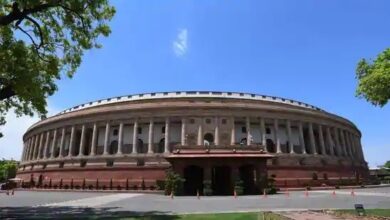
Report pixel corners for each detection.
[0,159,17,182]
[0,0,115,137]
[383,160,390,169]
[356,48,390,107]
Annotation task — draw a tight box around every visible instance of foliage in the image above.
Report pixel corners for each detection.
[356,48,390,107]
[164,170,184,195]
[383,160,390,169]
[203,179,212,196]
[0,0,115,137]
[264,174,277,194]
[0,159,17,182]
[156,180,165,190]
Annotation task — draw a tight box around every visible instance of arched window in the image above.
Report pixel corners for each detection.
[109,140,118,154]
[266,139,275,153]
[240,138,247,145]
[203,133,214,146]
[157,138,165,153]
[137,139,145,153]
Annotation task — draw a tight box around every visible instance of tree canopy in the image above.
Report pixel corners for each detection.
[0,159,17,182]
[356,48,390,107]
[0,0,115,137]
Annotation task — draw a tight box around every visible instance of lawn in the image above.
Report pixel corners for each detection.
[120,212,286,220]
[335,209,390,218]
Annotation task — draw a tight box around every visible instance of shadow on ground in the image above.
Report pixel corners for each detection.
[0,206,178,219]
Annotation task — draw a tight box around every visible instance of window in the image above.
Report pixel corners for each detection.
[221,119,227,124]
[241,126,247,133]
[205,118,211,124]
[137,127,142,134]
[190,119,195,124]
[113,129,118,136]
[106,160,114,167]
[59,162,64,168]
[80,161,87,167]
[162,126,165,134]
[266,128,271,134]
[42,164,47,169]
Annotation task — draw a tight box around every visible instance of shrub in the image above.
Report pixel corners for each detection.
[164,170,184,196]
[156,180,165,190]
[203,180,212,196]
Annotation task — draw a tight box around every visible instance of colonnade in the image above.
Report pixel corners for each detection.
[20,116,365,163]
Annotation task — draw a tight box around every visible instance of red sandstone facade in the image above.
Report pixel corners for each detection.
[16,91,368,194]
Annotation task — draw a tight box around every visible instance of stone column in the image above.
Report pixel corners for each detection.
[148,119,154,153]
[34,134,40,159]
[68,126,75,157]
[25,139,30,161]
[29,138,34,160]
[164,118,170,153]
[260,118,266,148]
[308,122,317,154]
[318,124,326,155]
[103,122,110,155]
[43,131,50,159]
[117,122,124,155]
[59,128,66,158]
[230,117,235,145]
[274,119,281,153]
[181,118,186,146]
[132,120,138,154]
[50,129,57,159]
[326,126,334,156]
[357,136,364,161]
[20,142,26,162]
[348,132,354,157]
[340,129,347,157]
[197,120,203,146]
[286,120,294,154]
[37,133,44,159]
[78,125,86,157]
[333,127,341,156]
[246,117,251,146]
[215,117,220,146]
[344,131,351,157]
[90,123,97,156]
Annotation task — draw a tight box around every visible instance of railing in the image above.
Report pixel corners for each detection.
[172,144,266,152]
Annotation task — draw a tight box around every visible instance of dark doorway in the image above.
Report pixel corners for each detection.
[109,141,118,154]
[239,164,256,194]
[212,166,232,195]
[204,133,214,145]
[183,165,204,195]
[157,138,165,153]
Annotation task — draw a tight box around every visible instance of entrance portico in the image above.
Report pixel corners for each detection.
[166,146,273,195]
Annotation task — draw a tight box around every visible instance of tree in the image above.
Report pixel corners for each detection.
[383,160,390,169]
[0,0,115,137]
[356,48,390,107]
[0,159,17,182]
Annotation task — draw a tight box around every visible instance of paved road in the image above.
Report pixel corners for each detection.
[0,187,389,218]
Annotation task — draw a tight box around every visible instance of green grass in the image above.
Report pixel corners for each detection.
[120,212,286,220]
[335,209,390,218]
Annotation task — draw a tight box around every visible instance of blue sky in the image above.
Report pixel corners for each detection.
[1,1,389,167]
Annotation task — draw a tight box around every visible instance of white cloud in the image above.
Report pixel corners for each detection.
[0,105,59,160]
[173,29,188,57]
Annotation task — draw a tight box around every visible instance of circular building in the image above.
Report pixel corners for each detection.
[16,91,368,195]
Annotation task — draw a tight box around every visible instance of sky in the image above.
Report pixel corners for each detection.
[0,0,389,168]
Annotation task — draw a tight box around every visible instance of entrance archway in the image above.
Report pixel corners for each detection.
[239,164,256,194]
[204,133,214,145]
[183,165,204,195]
[212,166,232,195]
